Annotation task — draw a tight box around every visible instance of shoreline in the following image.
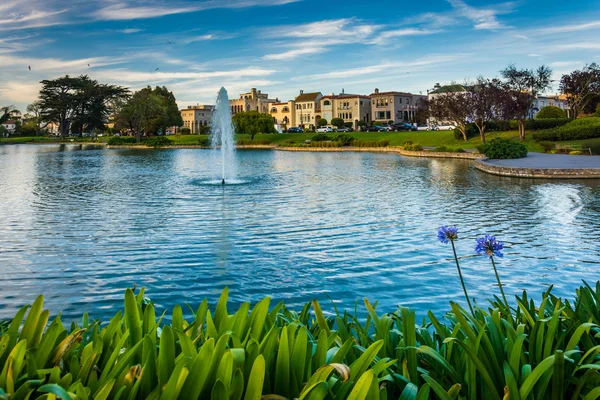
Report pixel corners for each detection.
[13,141,600,179]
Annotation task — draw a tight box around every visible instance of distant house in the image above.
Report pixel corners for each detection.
[370,88,426,124]
[531,95,569,118]
[320,91,371,130]
[1,120,17,135]
[294,90,323,130]
[270,101,295,128]
[230,88,278,115]
[180,104,215,133]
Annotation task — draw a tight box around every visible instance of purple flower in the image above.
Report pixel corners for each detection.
[438,226,458,244]
[475,234,504,258]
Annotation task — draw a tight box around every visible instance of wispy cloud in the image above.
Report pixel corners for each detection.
[535,20,600,35]
[117,28,144,34]
[447,0,514,30]
[263,47,323,61]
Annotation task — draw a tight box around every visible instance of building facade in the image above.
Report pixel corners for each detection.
[180,104,215,134]
[230,88,278,115]
[1,120,16,134]
[531,95,569,118]
[320,92,371,129]
[270,101,296,128]
[370,89,425,124]
[294,91,323,129]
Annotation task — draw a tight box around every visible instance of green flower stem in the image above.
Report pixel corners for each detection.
[451,240,474,314]
[490,256,509,308]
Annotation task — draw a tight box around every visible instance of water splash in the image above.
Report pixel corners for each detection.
[211,87,237,183]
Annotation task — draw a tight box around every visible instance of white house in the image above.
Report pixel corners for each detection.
[531,95,569,118]
[1,120,17,136]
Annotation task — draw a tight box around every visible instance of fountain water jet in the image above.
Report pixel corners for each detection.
[211,87,237,184]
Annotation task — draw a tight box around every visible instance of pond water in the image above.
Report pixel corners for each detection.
[0,144,599,321]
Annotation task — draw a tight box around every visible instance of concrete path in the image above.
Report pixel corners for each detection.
[485,152,600,169]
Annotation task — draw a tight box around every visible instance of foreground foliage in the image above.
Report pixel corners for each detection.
[533,117,600,142]
[478,138,528,159]
[2,283,600,399]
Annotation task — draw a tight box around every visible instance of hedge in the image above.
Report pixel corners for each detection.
[533,117,600,141]
[478,138,528,159]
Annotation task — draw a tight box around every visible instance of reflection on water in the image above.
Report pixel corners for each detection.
[0,144,599,320]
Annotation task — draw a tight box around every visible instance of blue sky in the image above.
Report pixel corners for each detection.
[1,0,599,111]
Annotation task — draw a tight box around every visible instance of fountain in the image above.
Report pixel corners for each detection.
[211,87,237,184]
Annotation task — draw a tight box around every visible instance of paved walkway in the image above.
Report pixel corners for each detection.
[485,152,600,169]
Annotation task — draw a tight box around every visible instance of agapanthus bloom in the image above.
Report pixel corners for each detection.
[475,234,504,258]
[438,226,459,244]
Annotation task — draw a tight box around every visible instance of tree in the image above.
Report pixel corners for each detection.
[117,89,163,142]
[232,111,276,140]
[500,64,552,140]
[331,118,344,128]
[468,78,505,143]
[536,106,566,119]
[0,105,21,124]
[559,63,600,119]
[26,101,47,135]
[148,86,183,134]
[428,91,472,141]
[317,118,327,127]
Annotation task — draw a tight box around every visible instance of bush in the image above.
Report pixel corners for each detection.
[180,128,191,134]
[144,136,172,147]
[199,138,211,146]
[330,118,344,128]
[317,118,327,127]
[311,134,331,142]
[433,146,466,153]
[333,133,356,146]
[478,138,528,159]
[108,136,137,145]
[236,139,271,146]
[533,117,600,141]
[402,140,413,146]
[403,143,423,151]
[536,106,566,119]
[538,141,556,152]
[509,118,570,131]
[351,140,390,148]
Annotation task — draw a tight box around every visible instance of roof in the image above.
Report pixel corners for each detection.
[295,92,321,102]
[272,102,291,106]
[429,84,467,94]
[369,91,413,97]
[2,120,16,124]
[321,94,370,100]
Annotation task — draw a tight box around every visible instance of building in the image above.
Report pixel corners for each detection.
[294,90,323,129]
[427,83,468,99]
[320,91,371,130]
[180,104,215,134]
[270,101,296,129]
[369,89,426,124]
[1,120,16,135]
[531,95,569,118]
[230,88,278,115]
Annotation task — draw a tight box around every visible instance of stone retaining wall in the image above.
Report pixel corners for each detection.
[475,159,600,179]
[276,146,484,159]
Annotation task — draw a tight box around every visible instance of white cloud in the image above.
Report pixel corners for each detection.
[117,28,144,34]
[263,47,323,61]
[536,20,600,35]
[446,0,514,30]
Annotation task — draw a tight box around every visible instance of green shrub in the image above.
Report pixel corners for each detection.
[317,118,327,127]
[311,134,331,142]
[2,282,600,399]
[478,138,528,159]
[434,145,450,152]
[536,106,566,119]
[402,140,413,146]
[333,133,356,146]
[107,136,137,145]
[144,136,172,147]
[351,140,390,148]
[533,117,600,141]
[199,138,211,146]
[454,124,478,140]
[403,143,423,151]
[509,118,570,131]
[180,128,191,134]
[236,139,271,146]
[454,148,466,153]
[309,141,342,148]
[538,141,556,152]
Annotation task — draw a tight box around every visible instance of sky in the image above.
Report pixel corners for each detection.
[0,0,599,111]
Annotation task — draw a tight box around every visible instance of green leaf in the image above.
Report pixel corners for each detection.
[38,383,73,400]
[244,355,265,400]
[158,326,176,388]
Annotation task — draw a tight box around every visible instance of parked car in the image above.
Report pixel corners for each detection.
[335,127,353,132]
[315,126,334,133]
[392,123,417,132]
[430,124,456,131]
[365,126,383,132]
[416,124,429,131]
[286,127,304,133]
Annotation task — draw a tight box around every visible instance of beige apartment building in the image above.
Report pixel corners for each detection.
[270,101,296,128]
[294,91,323,129]
[180,104,215,133]
[370,88,426,124]
[230,88,278,115]
[320,91,371,129]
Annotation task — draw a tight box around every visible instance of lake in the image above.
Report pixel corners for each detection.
[0,144,599,321]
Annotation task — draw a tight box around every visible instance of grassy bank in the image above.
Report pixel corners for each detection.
[6,131,600,154]
[1,283,599,399]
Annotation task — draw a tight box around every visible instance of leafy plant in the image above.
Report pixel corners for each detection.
[478,138,528,159]
[533,117,600,141]
[311,134,331,142]
[108,136,137,145]
[144,136,172,147]
[333,133,356,146]
[403,143,423,151]
[536,106,566,119]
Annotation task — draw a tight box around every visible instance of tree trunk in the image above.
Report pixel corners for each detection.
[460,124,467,142]
[479,128,486,144]
[518,120,525,141]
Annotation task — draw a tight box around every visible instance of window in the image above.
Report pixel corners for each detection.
[324,100,331,106]
[282,106,289,112]
[271,107,277,113]
[303,104,306,109]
